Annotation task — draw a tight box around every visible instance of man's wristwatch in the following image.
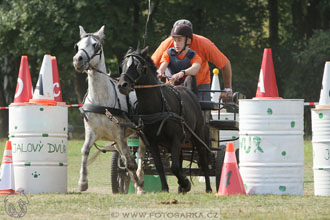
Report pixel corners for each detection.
[224,88,232,93]
[182,70,186,76]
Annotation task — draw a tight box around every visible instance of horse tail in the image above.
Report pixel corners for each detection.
[87,150,101,166]
[87,142,117,166]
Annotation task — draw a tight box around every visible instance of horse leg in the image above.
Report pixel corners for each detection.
[148,141,169,192]
[194,139,212,193]
[79,130,97,191]
[136,139,146,188]
[170,139,191,193]
[116,130,145,194]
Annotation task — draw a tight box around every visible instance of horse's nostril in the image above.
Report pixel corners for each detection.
[78,56,83,61]
[122,82,128,88]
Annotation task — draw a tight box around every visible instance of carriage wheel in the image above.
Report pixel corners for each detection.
[215,146,226,191]
[110,151,130,194]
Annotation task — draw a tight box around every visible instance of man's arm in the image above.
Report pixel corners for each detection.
[202,37,232,99]
[222,60,232,89]
[220,60,233,101]
[157,61,169,78]
[151,37,173,67]
[170,62,201,82]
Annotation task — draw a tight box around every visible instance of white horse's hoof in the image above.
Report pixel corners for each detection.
[79,182,88,191]
[136,189,146,195]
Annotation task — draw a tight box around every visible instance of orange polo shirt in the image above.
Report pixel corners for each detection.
[152,34,229,87]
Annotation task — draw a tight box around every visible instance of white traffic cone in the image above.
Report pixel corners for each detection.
[319,62,330,106]
[0,141,15,194]
[211,68,221,102]
[30,55,57,104]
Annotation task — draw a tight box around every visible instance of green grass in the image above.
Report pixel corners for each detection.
[0,139,329,220]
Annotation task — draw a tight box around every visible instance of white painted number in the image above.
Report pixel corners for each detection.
[14,78,23,98]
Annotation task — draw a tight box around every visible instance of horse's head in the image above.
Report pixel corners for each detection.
[117,46,149,96]
[73,25,105,73]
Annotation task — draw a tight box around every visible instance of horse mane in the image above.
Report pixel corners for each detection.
[134,48,158,76]
[145,55,157,74]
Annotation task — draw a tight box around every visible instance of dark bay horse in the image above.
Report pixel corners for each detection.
[117,47,212,193]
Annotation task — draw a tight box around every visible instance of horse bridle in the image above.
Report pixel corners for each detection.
[121,53,146,84]
[122,53,170,89]
[74,34,104,73]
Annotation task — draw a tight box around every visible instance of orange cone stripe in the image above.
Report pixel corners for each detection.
[5,144,12,151]
[0,141,15,194]
[2,155,13,163]
[0,189,15,195]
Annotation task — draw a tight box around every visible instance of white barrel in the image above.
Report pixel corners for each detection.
[311,108,330,196]
[239,99,304,195]
[9,104,68,194]
[212,111,239,150]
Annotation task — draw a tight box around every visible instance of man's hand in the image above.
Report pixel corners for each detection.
[220,88,233,102]
[157,71,164,79]
[170,71,184,83]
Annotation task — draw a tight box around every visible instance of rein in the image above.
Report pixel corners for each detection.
[88,64,109,76]
[133,84,168,89]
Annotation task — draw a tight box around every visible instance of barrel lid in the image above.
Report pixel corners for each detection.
[314,104,330,110]
[252,97,283,100]
[29,99,57,105]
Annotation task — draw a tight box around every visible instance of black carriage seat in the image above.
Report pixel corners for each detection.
[199,101,220,110]
[199,101,239,131]
[209,120,239,131]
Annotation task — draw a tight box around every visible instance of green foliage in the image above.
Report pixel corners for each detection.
[1,0,330,136]
[284,29,330,100]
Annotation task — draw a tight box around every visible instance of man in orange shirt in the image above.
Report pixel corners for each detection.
[152,19,232,101]
[157,23,202,94]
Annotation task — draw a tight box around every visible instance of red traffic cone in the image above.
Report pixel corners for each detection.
[14,56,33,103]
[254,48,281,99]
[0,141,16,195]
[52,56,63,102]
[215,142,246,196]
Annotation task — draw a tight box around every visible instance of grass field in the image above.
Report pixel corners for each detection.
[0,139,329,220]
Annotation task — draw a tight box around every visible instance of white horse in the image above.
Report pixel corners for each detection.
[72,25,145,194]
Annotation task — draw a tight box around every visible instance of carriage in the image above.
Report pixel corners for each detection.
[73,25,244,194]
[110,93,242,194]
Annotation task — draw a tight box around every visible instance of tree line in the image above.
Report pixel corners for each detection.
[1,0,330,137]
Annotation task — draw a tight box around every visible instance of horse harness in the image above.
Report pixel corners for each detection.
[123,52,212,152]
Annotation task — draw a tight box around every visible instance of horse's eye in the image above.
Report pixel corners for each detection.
[74,44,78,52]
[93,43,100,51]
